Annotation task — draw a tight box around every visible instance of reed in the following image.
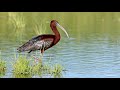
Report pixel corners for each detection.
[12,56,32,76]
[0,52,6,77]
[31,62,64,78]
[31,62,43,77]
[50,64,63,78]
[12,54,64,78]
[0,60,6,77]
[8,12,26,29]
[8,12,26,40]
[33,19,47,35]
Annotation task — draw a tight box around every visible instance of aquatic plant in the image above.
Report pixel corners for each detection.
[0,51,6,77]
[12,54,64,78]
[0,60,6,77]
[8,12,26,29]
[12,56,32,76]
[31,61,52,77]
[32,63,64,78]
[33,19,47,35]
[50,64,63,78]
[32,62,43,77]
[8,12,26,40]
[42,63,51,74]
[13,73,32,78]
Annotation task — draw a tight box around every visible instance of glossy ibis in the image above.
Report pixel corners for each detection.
[17,20,69,56]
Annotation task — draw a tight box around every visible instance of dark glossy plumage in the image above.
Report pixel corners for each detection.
[17,20,65,54]
[17,34,56,53]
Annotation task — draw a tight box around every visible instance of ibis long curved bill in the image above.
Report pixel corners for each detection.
[17,20,69,57]
[56,23,69,38]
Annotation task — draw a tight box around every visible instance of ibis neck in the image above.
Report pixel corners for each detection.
[51,26,61,44]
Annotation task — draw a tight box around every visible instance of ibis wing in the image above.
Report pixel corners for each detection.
[17,40,37,52]
[34,38,54,50]
[17,38,54,52]
[17,35,55,52]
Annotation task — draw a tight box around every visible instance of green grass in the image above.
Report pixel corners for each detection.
[12,56,32,77]
[8,12,26,41]
[31,63,64,78]
[8,12,26,29]
[33,18,47,35]
[42,63,51,74]
[32,62,43,77]
[50,64,63,78]
[12,55,64,78]
[0,60,6,77]
[0,51,6,77]
[7,12,49,41]
[13,73,32,78]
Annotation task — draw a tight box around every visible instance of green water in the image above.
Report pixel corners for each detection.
[1,12,120,78]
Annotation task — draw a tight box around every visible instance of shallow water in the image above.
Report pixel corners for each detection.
[1,12,120,78]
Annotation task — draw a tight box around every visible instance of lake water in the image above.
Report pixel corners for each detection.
[1,12,120,78]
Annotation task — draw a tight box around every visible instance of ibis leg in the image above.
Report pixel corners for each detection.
[39,49,44,63]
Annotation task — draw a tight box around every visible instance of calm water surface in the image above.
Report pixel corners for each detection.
[1,12,120,78]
